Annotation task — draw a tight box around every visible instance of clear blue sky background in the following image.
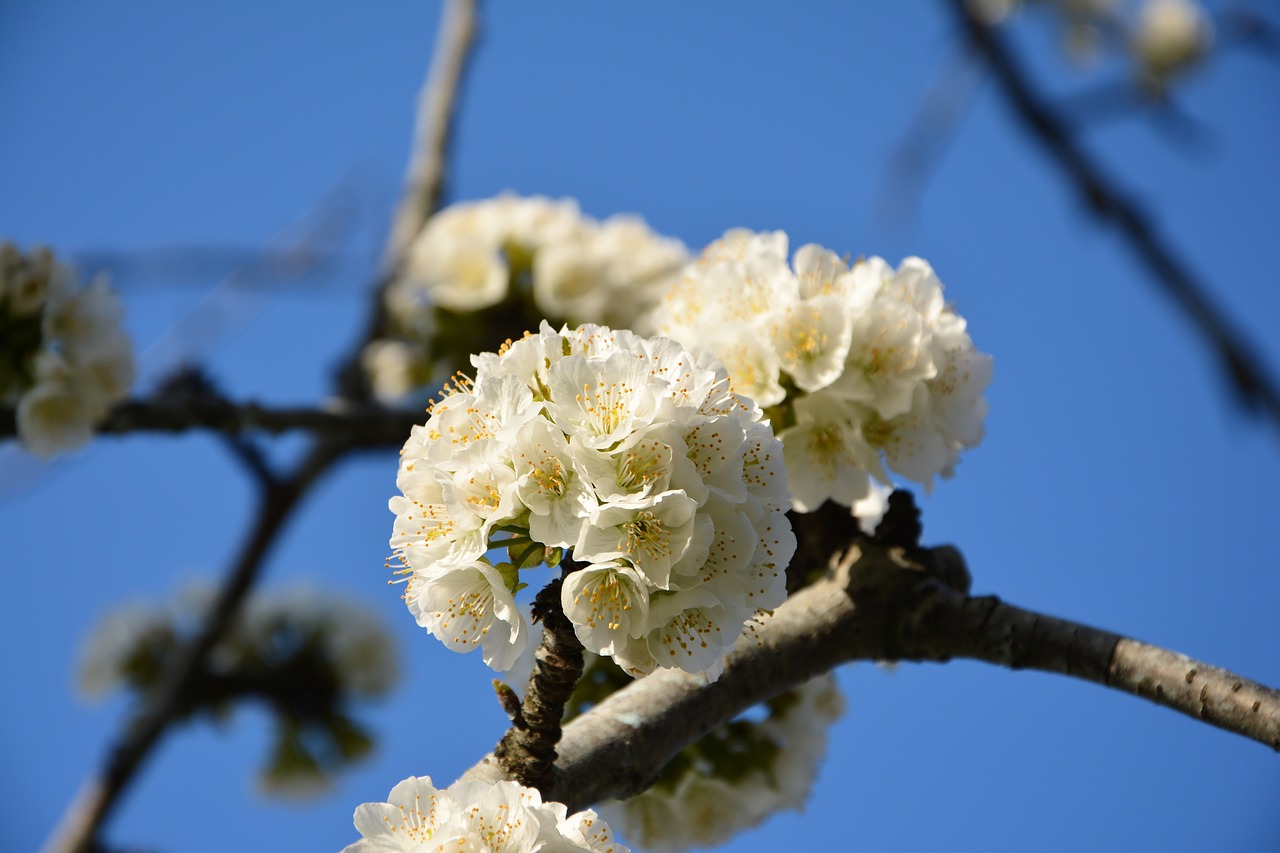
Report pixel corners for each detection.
[2,2,1278,851]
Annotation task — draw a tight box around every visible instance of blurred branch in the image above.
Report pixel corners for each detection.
[878,47,985,230]
[946,0,1280,438]
[44,4,484,850]
[44,440,347,853]
[462,506,1280,812]
[0,399,422,447]
[383,0,480,269]
[335,0,481,401]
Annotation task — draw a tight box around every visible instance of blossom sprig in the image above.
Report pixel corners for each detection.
[644,229,992,512]
[368,195,687,403]
[390,322,794,679]
[344,775,627,853]
[78,584,399,797]
[0,242,134,457]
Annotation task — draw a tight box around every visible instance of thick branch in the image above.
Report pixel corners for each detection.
[460,540,1280,812]
[0,399,421,446]
[913,592,1280,749]
[947,0,1280,435]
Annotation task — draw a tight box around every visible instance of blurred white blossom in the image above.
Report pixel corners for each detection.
[1,242,134,457]
[602,674,844,851]
[392,193,687,327]
[77,583,398,797]
[1132,0,1211,85]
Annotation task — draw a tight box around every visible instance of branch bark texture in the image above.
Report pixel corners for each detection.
[494,576,586,795]
[462,536,1280,813]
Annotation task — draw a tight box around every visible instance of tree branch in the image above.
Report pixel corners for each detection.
[946,0,1280,436]
[0,400,421,447]
[43,6,484,849]
[334,0,482,402]
[383,0,480,269]
[43,441,347,853]
[461,534,1280,812]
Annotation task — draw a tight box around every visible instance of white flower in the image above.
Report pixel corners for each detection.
[405,560,529,672]
[391,323,792,678]
[577,490,709,591]
[650,230,990,509]
[362,339,423,403]
[513,419,596,549]
[389,195,686,354]
[545,352,660,451]
[16,356,97,459]
[769,295,853,393]
[561,561,651,657]
[779,393,877,512]
[345,776,629,853]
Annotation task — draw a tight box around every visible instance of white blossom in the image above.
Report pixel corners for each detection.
[404,559,529,672]
[389,193,687,330]
[390,322,793,678]
[345,776,628,853]
[648,230,991,507]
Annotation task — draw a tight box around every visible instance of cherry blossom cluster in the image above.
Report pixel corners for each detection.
[368,196,688,404]
[600,674,843,851]
[390,322,794,678]
[394,193,687,324]
[644,229,991,512]
[0,242,133,457]
[345,776,627,853]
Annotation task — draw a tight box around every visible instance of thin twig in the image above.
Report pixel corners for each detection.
[947,0,1280,437]
[877,46,985,231]
[0,400,422,446]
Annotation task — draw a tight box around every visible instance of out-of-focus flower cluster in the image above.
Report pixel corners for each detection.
[645,230,991,512]
[563,653,843,852]
[391,322,793,679]
[345,775,627,853]
[0,242,133,457]
[79,584,398,797]
[968,0,1212,90]
[367,195,687,403]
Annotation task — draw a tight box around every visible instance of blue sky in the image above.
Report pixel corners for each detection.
[2,2,1278,851]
